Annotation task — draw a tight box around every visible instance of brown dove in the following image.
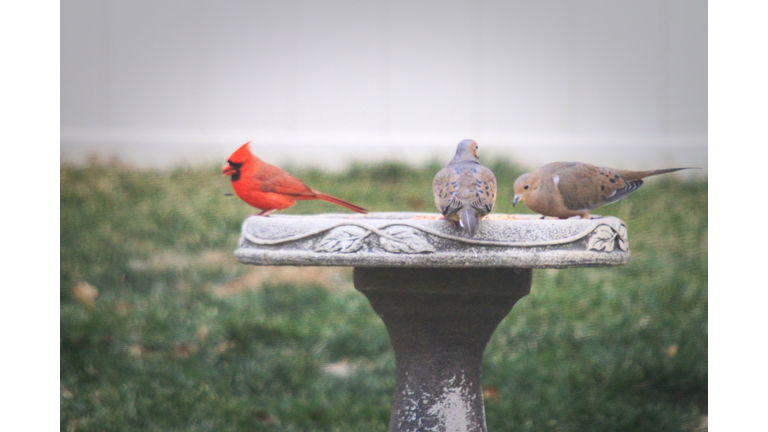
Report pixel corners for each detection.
[433,139,497,237]
[512,162,696,219]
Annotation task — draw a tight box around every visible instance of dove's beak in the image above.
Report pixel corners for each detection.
[512,195,520,206]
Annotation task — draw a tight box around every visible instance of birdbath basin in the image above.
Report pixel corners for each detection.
[235,212,630,432]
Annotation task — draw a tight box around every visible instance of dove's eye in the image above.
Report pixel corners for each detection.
[524,185,529,190]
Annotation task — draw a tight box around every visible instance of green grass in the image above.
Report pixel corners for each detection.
[61,158,707,431]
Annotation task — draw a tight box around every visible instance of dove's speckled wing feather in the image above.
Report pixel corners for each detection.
[548,163,637,212]
[433,162,496,219]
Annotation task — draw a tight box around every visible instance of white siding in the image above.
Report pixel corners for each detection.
[61,0,707,169]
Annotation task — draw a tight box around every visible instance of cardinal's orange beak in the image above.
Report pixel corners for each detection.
[222,163,236,177]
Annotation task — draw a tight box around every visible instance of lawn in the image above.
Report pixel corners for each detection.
[61,157,707,431]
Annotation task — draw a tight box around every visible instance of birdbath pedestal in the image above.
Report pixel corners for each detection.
[236,213,630,432]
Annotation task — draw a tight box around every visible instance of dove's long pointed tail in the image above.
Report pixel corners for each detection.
[458,207,480,238]
[617,167,700,181]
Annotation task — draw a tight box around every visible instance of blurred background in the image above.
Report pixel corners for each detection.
[60,1,708,431]
[61,0,706,171]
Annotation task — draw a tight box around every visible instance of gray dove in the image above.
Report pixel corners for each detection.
[433,139,497,237]
[512,162,696,218]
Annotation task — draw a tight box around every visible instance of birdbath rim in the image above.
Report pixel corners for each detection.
[235,212,630,268]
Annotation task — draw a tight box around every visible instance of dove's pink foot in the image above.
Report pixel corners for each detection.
[438,216,459,229]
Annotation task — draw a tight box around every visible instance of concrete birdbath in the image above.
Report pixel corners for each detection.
[235,212,630,432]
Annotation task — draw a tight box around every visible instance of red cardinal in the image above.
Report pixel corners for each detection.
[222,142,368,216]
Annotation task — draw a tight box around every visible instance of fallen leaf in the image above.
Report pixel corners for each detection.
[322,359,351,377]
[174,342,197,357]
[253,410,277,425]
[667,344,679,358]
[196,325,209,342]
[127,345,143,357]
[60,385,73,400]
[214,341,234,354]
[482,386,500,402]
[71,282,98,308]
[113,300,130,315]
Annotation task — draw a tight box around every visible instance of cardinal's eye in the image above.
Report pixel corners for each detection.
[524,185,529,190]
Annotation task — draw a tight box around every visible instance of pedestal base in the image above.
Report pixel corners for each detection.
[354,267,533,432]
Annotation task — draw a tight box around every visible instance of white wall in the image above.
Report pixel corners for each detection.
[61,0,707,170]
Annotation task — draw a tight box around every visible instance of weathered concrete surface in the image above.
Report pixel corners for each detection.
[355,267,532,432]
[236,213,630,268]
[235,212,631,431]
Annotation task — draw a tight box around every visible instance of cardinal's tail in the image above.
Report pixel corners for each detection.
[458,207,480,238]
[314,192,368,214]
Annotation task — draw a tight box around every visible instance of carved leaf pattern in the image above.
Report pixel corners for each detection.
[314,226,369,253]
[616,224,628,251]
[379,226,435,254]
[587,225,618,252]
